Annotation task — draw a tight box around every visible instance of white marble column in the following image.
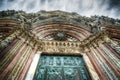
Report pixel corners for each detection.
[25,51,41,80]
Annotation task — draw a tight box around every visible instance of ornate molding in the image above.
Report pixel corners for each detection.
[16,26,108,55]
[1,10,119,55]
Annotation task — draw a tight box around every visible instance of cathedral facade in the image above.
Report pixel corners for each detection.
[0,10,120,80]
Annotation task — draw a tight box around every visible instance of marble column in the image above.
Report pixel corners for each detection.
[0,39,23,75]
[86,50,107,80]
[0,41,26,80]
[18,46,38,80]
[0,38,18,59]
[99,44,120,70]
[104,42,120,59]
[25,51,41,80]
[83,53,100,80]
[6,45,32,80]
[95,46,120,78]
[91,46,118,80]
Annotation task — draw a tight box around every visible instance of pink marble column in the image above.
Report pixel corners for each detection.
[18,46,38,80]
[103,42,120,59]
[86,51,107,80]
[95,46,120,78]
[0,43,27,80]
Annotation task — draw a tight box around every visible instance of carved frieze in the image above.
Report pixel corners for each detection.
[42,46,81,55]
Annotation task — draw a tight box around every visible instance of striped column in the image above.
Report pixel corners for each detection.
[104,37,120,56]
[91,46,118,79]
[104,42,120,59]
[0,41,26,80]
[86,50,106,80]
[25,51,41,80]
[18,46,38,80]
[0,38,18,59]
[95,46,120,78]
[83,53,100,80]
[99,44,120,71]
[6,44,32,80]
[0,39,24,74]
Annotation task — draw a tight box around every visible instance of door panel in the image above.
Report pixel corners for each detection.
[33,55,90,80]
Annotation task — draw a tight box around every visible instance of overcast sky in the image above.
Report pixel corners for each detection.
[0,0,120,19]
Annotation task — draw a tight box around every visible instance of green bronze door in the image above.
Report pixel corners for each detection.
[33,55,90,80]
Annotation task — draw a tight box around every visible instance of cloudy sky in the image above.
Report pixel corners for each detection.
[0,0,120,19]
